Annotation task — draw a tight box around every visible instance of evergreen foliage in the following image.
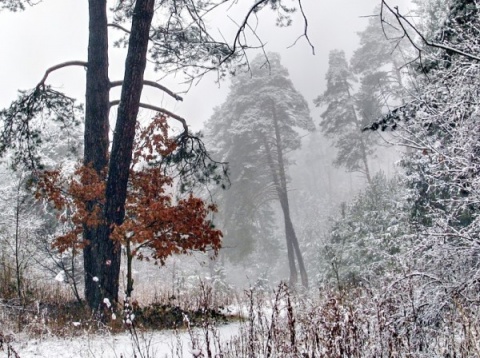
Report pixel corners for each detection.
[322,173,409,287]
[315,50,378,182]
[205,53,314,284]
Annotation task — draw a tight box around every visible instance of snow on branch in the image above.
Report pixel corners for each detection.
[381,1,480,62]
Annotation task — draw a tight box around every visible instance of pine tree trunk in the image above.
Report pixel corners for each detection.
[263,136,298,285]
[83,0,155,310]
[100,0,155,306]
[105,0,155,229]
[83,0,111,310]
[346,85,372,185]
[271,104,308,288]
[263,101,309,288]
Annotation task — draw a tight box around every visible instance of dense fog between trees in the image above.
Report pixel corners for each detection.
[3,0,480,356]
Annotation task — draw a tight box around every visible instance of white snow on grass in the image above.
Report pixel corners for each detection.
[10,323,241,358]
[103,298,111,308]
[54,271,66,282]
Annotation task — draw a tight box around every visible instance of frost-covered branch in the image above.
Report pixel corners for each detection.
[381,1,480,62]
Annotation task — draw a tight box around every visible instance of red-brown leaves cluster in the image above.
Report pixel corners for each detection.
[37,114,222,261]
[114,189,221,264]
[132,112,177,165]
[36,164,106,252]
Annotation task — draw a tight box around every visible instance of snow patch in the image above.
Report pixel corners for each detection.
[54,271,65,282]
[103,298,111,308]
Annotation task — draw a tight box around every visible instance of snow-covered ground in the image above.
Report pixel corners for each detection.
[9,323,241,358]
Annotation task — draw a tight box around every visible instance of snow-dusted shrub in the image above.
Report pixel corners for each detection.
[215,282,480,357]
[319,172,410,288]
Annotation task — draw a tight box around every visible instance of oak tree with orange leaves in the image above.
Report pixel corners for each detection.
[37,115,222,300]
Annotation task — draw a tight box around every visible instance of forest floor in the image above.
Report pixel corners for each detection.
[8,322,241,358]
[4,281,480,357]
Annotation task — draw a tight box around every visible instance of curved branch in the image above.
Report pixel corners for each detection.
[37,61,88,88]
[217,0,270,66]
[110,79,183,101]
[109,100,188,133]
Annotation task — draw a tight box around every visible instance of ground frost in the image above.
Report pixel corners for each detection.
[10,323,241,358]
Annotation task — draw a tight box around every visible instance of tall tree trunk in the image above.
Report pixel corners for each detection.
[125,237,134,299]
[346,85,372,185]
[263,136,298,285]
[83,0,155,309]
[262,99,309,288]
[270,103,308,288]
[83,0,111,310]
[14,181,23,303]
[100,0,155,305]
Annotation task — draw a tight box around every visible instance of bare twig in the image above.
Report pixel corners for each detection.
[287,0,315,54]
[216,0,270,67]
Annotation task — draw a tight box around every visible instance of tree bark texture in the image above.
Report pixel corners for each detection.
[83,0,155,310]
[83,0,111,310]
[105,0,155,227]
[99,0,155,306]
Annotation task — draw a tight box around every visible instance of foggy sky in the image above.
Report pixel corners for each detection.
[0,0,412,133]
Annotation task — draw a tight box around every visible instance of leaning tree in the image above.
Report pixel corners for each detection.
[205,53,315,287]
[0,0,312,309]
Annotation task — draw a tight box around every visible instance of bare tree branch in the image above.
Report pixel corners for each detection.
[381,1,480,62]
[110,79,183,101]
[109,100,188,133]
[107,22,131,34]
[110,0,312,84]
[37,61,88,88]
[217,0,270,67]
[287,0,315,54]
